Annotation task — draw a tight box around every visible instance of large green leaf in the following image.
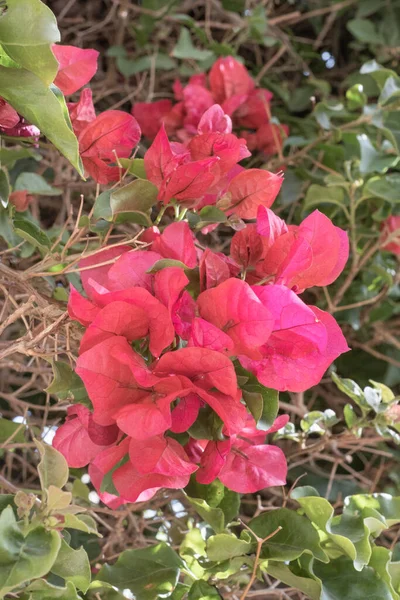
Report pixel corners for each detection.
[0,67,83,175]
[51,539,91,593]
[188,581,222,599]
[22,579,82,600]
[295,494,371,571]
[313,556,393,599]
[206,533,253,562]
[185,479,240,533]
[96,543,182,600]
[46,360,89,404]
[0,0,59,84]
[249,508,328,563]
[0,506,61,597]
[35,439,69,491]
[110,179,158,217]
[265,562,321,600]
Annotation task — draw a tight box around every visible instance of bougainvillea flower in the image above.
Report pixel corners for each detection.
[68,284,100,327]
[79,245,132,299]
[189,317,235,354]
[68,88,96,136]
[182,84,214,131]
[222,169,283,219]
[199,248,240,291]
[197,104,232,135]
[234,88,273,129]
[90,439,159,507]
[240,285,349,392]
[172,290,196,340]
[76,336,151,425]
[53,404,119,468]
[158,156,220,205]
[209,57,254,104]
[78,111,141,184]
[132,99,173,139]
[196,415,288,491]
[170,393,202,433]
[230,224,267,269]
[87,285,175,358]
[0,98,19,129]
[52,44,99,95]
[8,190,32,213]
[380,215,400,255]
[260,210,349,292]
[114,375,194,439]
[151,221,197,268]
[256,205,288,245]
[188,132,250,181]
[112,456,190,504]
[106,250,162,292]
[153,267,189,313]
[197,278,274,358]
[129,435,197,476]
[144,124,187,187]
[155,346,237,397]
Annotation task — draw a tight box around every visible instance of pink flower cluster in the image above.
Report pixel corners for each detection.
[133,56,289,156]
[54,207,349,505]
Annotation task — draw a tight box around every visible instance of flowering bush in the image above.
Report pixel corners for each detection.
[132,56,288,156]
[52,87,349,504]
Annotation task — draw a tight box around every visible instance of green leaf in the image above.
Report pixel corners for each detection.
[188,581,222,599]
[184,479,239,533]
[119,157,147,179]
[363,174,400,203]
[45,486,72,512]
[332,373,366,407]
[360,60,397,88]
[172,28,214,61]
[249,508,328,563]
[35,439,69,491]
[295,495,371,570]
[0,0,59,85]
[96,543,182,599]
[369,546,400,600]
[46,360,88,403]
[303,184,345,212]
[23,579,81,600]
[14,172,62,196]
[206,533,253,562]
[313,555,393,599]
[0,170,9,209]
[0,417,25,444]
[147,258,191,273]
[110,179,158,217]
[236,363,279,429]
[0,506,61,597]
[0,67,83,175]
[0,147,38,168]
[346,84,368,110]
[379,76,400,106]
[13,217,52,251]
[63,513,100,537]
[265,562,321,600]
[51,539,91,593]
[0,495,15,514]
[347,19,383,44]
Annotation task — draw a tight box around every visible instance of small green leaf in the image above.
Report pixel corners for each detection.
[380,76,400,106]
[110,179,158,217]
[35,439,69,491]
[51,539,91,593]
[347,19,383,44]
[188,581,222,599]
[363,174,400,203]
[23,579,82,600]
[206,533,253,562]
[46,360,88,403]
[13,217,52,251]
[0,506,61,597]
[14,172,62,196]
[249,508,328,563]
[45,486,72,512]
[172,28,214,61]
[147,258,190,273]
[119,158,147,179]
[304,184,345,212]
[63,513,100,537]
[96,543,182,599]
[346,84,368,110]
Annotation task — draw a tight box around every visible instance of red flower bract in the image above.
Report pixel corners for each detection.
[52,44,99,95]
